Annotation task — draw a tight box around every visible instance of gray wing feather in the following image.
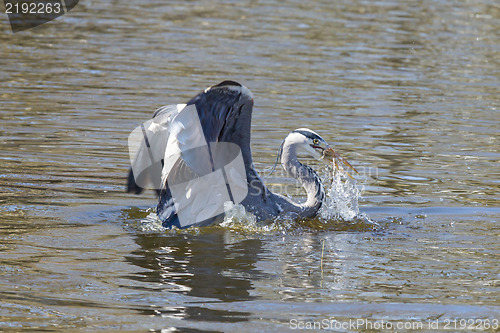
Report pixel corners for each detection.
[157,82,254,228]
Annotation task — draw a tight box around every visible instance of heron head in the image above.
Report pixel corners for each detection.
[287,128,332,162]
[284,128,360,178]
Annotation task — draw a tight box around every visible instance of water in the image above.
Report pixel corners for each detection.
[1,0,499,331]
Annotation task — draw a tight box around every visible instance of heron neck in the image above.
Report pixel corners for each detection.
[281,142,324,214]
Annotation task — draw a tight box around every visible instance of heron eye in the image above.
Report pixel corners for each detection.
[312,139,319,145]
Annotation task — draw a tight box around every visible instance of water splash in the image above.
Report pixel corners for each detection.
[134,167,375,234]
[320,166,364,221]
[221,201,283,233]
[137,211,205,235]
[221,201,256,226]
[138,210,167,233]
[136,203,276,234]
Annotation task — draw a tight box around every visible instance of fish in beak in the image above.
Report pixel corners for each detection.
[321,147,359,180]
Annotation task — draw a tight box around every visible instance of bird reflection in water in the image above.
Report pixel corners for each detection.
[125,231,263,323]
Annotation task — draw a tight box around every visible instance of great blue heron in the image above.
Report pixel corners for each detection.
[127,81,357,229]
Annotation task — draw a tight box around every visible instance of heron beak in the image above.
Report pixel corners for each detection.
[321,147,359,179]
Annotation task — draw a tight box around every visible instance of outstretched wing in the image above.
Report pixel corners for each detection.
[157,81,255,229]
[127,104,186,194]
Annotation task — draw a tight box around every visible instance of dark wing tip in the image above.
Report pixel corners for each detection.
[126,168,143,194]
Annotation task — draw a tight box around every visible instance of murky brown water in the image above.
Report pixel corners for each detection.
[1,0,499,331]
